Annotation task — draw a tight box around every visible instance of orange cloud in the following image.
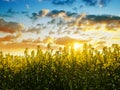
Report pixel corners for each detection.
[0,42,37,50]
[0,38,44,51]
[22,38,42,44]
[0,19,24,34]
[22,38,33,43]
[0,33,21,42]
[55,36,91,45]
[43,36,54,44]
[33,37,42,44]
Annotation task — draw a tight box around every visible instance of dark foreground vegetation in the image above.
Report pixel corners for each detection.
[0,44,120,90]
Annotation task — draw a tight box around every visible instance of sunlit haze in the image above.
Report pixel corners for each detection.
[74,43,82,51]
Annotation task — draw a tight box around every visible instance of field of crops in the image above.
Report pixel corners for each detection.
[0,43,120,90]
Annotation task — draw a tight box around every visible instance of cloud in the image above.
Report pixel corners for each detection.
[87,15,120,21]
[98,0,111,7]
[22,37,42,44]
[43,36,54,44]
[52,0,111,7]
[68,15,120,31]
[0,8,29,18]
[0,41,47,51]
[33,37,42,43]
[24,27,41,34]
[0,8,19,18]
[0,33,21,42]
[0,37,42,50]
[22,38,34,44]
[55,36,74,45]
[0,14,13,18]
[48,10,76,19]
[21,11,29,15]
[0,18,24,34]
[55,36,91,45]
[30,9,120,36]
[31,12,39,20]
[0,37,48,50]
[52,0,75,5]
[31,9,120,23]
[7,8,19,15]
[0,42,39,50]
[0,8,30,18]
[31,9,77,21]
[73,30,80,34]
[39,9,50,17]
[69,13,86,26]
[49,31,55,35]
[82,0,97,6]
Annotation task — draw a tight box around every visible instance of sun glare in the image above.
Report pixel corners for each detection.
[73,43,81,50]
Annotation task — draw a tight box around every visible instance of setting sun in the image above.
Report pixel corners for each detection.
[73,43,81,50]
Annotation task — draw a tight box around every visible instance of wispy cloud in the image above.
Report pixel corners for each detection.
[49,31,55,35]
[52,0,75,5]
[24,27,41,34]
[22,37,42,44]
[31,9,77,21]
[68,15,120,32]
[7,8,19,15]
[55,36,91,45]
[0,18,24,34]
[0,8,18,18]
[0,33,21,42]
[30,9,120,33]
[0,8,29,18]
[43,36,54,44]
[39,9,50,17]
[52,0,111,7]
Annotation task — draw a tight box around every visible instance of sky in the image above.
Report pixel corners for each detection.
[0,0,120,55]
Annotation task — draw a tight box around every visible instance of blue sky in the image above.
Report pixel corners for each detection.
[0,0,119,28]
[0,0,120,16]
[0,0,120,25]
[0,0,120,55]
